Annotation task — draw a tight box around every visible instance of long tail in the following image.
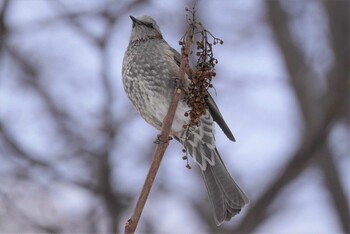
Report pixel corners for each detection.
[201,148,249,225]
[179,111,248,225]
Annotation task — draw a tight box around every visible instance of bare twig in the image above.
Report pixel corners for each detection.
[124,16,194,234]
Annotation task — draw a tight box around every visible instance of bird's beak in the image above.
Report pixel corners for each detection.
[130,16,142,25]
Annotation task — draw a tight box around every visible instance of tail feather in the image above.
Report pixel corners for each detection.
[178,111,248,225]
[201,165,226,224]
[201,149,249,225]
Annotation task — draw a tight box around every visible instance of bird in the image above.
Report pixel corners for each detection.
[122,15,249,226]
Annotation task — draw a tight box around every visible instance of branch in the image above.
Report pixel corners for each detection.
[124,19,193,234]
[320,1,350,231]
[318,148,349,232]
[234,94,342,232]
[47,0,102,47]
[4,43,99,161]
[234,1,348,232]
[0,0,10,54]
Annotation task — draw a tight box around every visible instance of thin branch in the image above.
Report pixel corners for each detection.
[0,120,100,193]
[318,148,349,232]
[47,0,102,47]
[4,43,98,161]
[124,21,193,234]
[0,121,56,169]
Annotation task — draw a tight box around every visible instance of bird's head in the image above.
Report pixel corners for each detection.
[129,15,163,43]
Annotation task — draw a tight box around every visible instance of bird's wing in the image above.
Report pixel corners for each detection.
[167,44,235,142]
[206,92,235,141]
[169,46,181,67]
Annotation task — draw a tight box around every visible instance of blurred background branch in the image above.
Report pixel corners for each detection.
[234,1,349,232]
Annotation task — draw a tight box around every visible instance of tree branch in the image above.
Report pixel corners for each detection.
[234,1,348,232]
[318,148,349,232]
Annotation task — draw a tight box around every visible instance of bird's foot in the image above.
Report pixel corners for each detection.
[174,78,185,93]
[154,134,173,144]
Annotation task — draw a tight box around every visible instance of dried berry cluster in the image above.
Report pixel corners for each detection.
[179,6,223,169]
[185,34,223,127]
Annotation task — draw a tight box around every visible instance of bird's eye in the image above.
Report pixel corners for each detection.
[143,22,153,28]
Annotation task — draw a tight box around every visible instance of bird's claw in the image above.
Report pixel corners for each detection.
[174,78,185,91]
[154,134,173,144]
